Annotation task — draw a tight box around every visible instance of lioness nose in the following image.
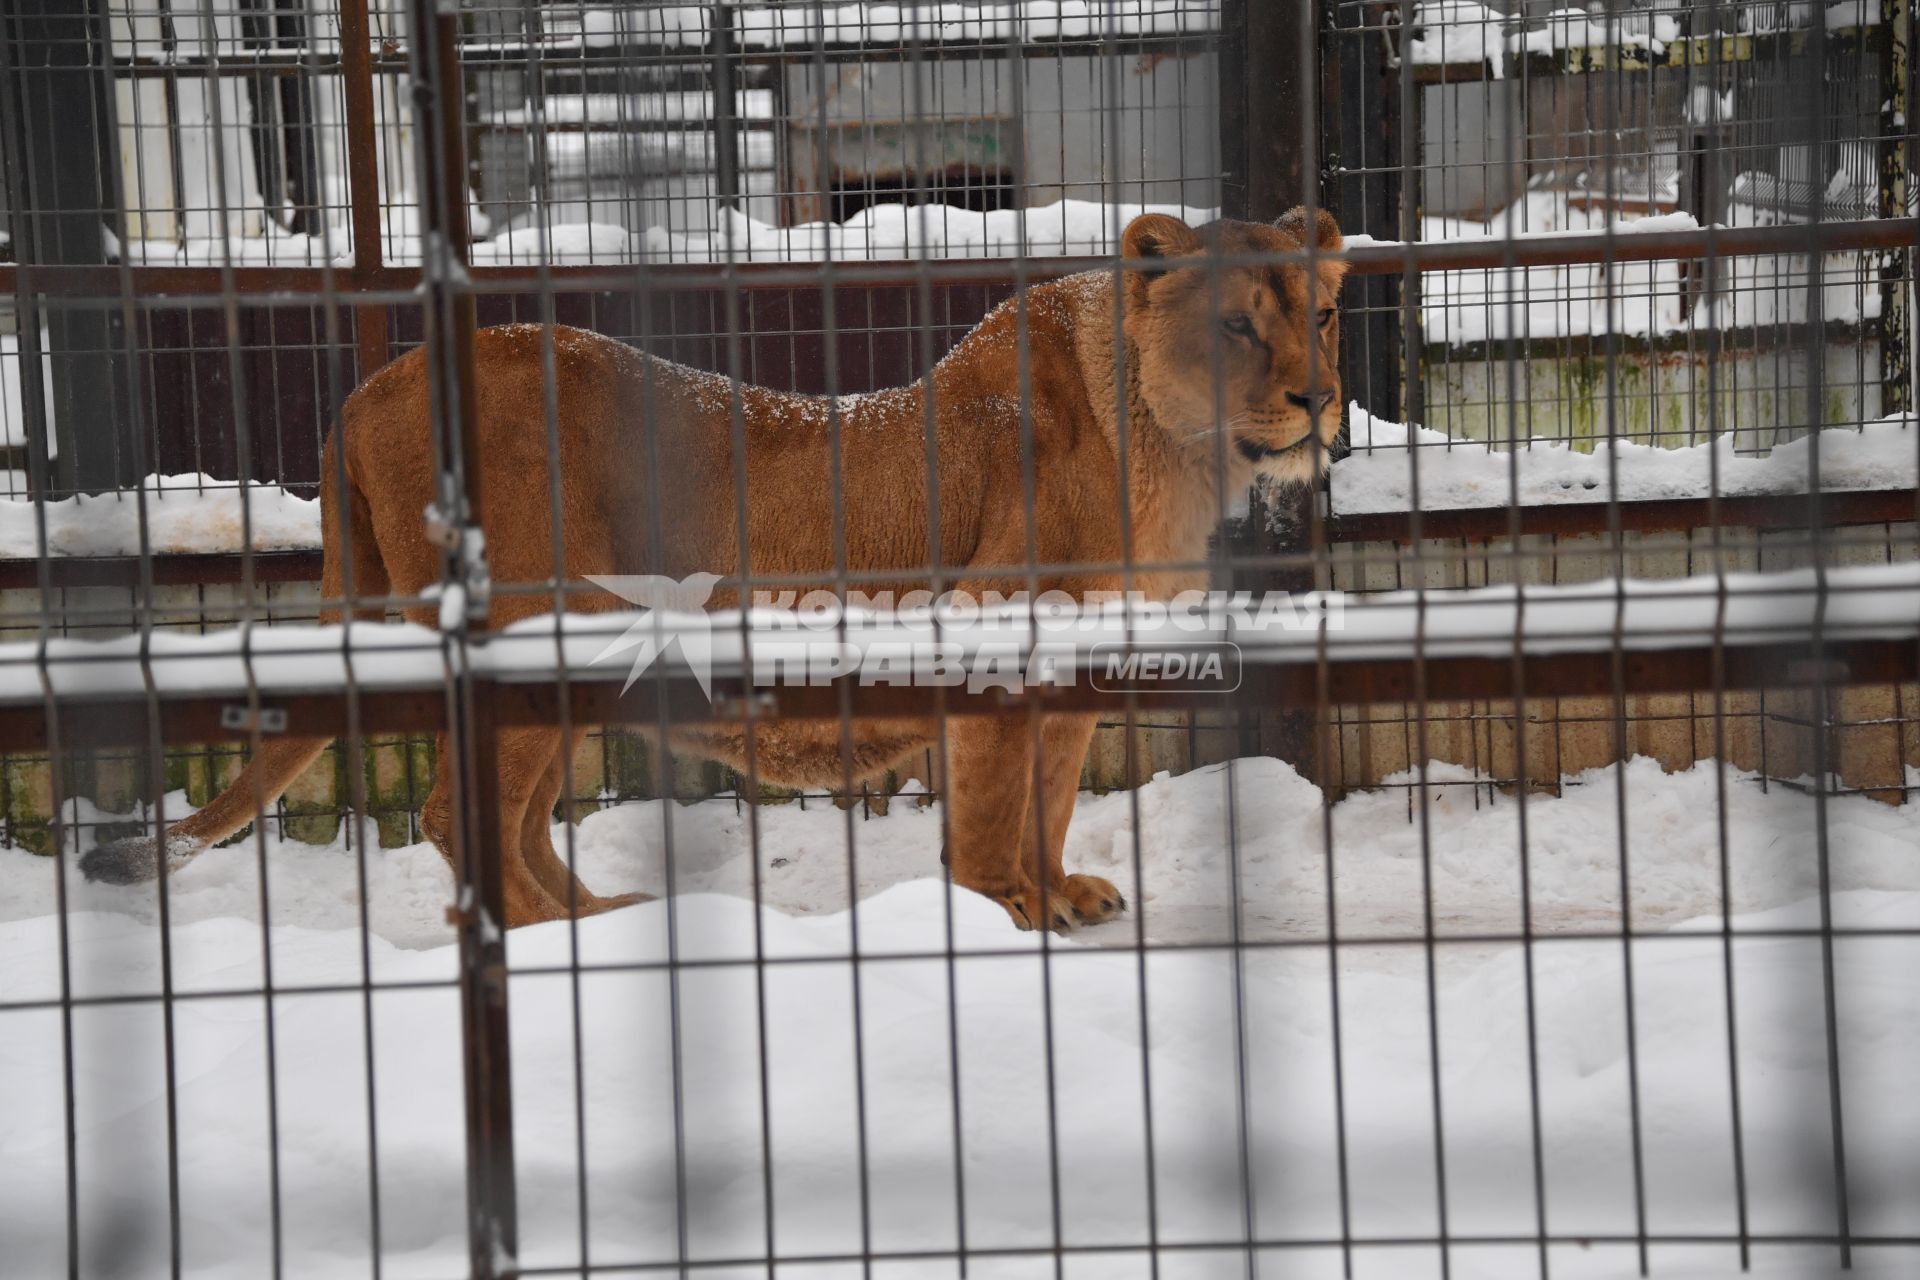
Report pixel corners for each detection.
[1286,388,1337,415]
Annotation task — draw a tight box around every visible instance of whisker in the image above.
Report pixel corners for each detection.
[1173,413,1254,444]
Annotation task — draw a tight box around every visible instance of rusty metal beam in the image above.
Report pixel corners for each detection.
[7,485,1913,592]
[338,0,390,381]
[0,549,323,591]
[1327,487,1920,544]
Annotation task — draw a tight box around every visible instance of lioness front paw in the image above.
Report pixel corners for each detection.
[989,883,1077,934]
[1060,873,1126,925]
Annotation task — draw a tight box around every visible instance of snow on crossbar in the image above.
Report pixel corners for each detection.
[4,563,1918,746]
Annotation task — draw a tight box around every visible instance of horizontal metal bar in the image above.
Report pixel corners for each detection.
[104,30,1215,77]
[0,686,443,751]
[1419,318,1885,365]
[12,918,1920,1014]
[1342,217,1920,273]
[3,637,1912,752]
[6,486,1911,591]
[6,218,1912,301]
[0,550,323,591]
[1327,487,1920,544]
[498,1231,1920,1274]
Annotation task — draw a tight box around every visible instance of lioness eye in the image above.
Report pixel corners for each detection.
[1222,314,1255,338]
[1317,307,1336,328]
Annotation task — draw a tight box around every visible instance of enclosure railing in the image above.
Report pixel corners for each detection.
[2,3,1918,1279]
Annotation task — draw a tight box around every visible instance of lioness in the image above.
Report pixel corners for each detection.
[82,210,1346,931]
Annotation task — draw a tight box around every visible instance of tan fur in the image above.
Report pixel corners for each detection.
[103,212,1346,931]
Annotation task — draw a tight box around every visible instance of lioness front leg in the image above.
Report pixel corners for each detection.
[1023,712,1126,925]
[943,714,1074,932]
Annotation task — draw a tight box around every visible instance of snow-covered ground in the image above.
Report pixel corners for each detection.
[126,197,1224,267]
[1409,0,1507,68]
[122,0,1221,61]
[1415,195,1883,346]
[472,198,1223,264]
[1409,0,1878,72]
[3,757,1918,1278]
[0,472,319,559]
[1332,407,1919,514]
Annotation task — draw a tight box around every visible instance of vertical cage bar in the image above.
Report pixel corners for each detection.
[400,0,516,1274]
[339,0,386,380]
[1883,0,1914,413]
[0,8,59,512]
[8,0,127,495]
[1222,0,1333,786]
[710,2,739,214]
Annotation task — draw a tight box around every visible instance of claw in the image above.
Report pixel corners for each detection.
[993,889,1075,933]
[1049,874,1128,926]
[1000,896,1035,931]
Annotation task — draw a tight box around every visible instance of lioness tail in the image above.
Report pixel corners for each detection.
[81,431,389,885]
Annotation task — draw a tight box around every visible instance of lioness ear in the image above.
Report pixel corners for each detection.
[1122,213,1200,262]
[1275,205,1344,252]
[1277,206,1347,286]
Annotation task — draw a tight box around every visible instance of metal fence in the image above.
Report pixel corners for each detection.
[2,2,1919,1278]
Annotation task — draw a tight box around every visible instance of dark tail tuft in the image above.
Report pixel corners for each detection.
[79,835,200,885]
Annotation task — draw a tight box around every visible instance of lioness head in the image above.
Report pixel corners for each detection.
[1121,209,1348,484]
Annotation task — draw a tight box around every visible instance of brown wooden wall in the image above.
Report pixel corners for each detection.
[121,280,1020,497]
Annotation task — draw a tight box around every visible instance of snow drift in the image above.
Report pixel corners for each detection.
[3,756,1918,1278]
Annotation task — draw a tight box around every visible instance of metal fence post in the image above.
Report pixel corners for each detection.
[1882,0,1913,413]
[1221,0,1337,785]
[6,0,128,495]
[340,0,389,382]
[0,9,58,499]
[1337,2,1405,424]
[402,0,518,1274]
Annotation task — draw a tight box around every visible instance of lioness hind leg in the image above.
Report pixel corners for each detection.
[519,728,649,919]
[1024,713,1125,926]
[420,728,569,928]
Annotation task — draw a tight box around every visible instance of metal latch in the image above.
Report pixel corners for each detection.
[422,500,460,551]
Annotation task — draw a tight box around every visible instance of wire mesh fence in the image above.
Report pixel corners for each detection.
[2,1,1918,1277]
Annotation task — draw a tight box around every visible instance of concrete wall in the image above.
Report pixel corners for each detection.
[1423,337,1884,449]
